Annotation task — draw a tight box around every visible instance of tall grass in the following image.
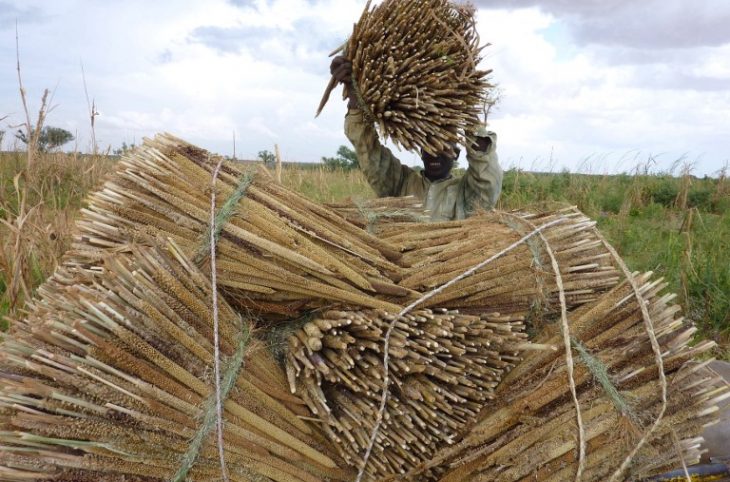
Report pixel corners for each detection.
[500,168,730,349]
[0,151,114,325]
[1,157,728,356]
[281,166,374,203]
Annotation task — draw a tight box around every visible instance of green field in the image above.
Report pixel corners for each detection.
[2,150,728,355]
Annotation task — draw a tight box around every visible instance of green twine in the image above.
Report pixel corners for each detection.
[354,200,382,235]
[572,338,638,423]
[264,312,314,363]
[171,325,250,482]
[173,164,255,480]
[353,200,429,234]
[193,170,254,265]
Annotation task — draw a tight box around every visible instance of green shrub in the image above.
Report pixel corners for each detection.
[648,179,678,207]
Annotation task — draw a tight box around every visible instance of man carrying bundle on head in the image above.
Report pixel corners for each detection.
[330,55,503,221]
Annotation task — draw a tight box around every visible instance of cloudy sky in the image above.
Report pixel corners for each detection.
[1,0,729,175]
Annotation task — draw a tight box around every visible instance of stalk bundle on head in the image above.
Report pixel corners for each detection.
[337,0,492,155]
[286,308,533,479]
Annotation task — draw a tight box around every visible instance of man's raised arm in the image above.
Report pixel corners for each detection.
[458,127,503,217]
[344,108,416,197]
[331,55,417,197]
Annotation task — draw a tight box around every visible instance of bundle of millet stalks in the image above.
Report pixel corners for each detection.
[391,272,724,481]
[287,307,534,477]
[0,134,725,482]
[64,135,617,320]
[0,244,350,482]
[319,0,492,155]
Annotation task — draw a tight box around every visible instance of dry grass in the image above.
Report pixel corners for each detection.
[0,151,114,324]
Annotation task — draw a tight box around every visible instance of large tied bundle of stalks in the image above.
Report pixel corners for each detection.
[399,273,725,481]
[65,135,617,321]
[67,136,409,317]
[287,307,533,477]
[321,0,492,155]
[0,134,725,482]
[0,243,350,481]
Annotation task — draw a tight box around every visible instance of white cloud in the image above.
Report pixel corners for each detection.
[477,6,730,175]
[474,0,730,49]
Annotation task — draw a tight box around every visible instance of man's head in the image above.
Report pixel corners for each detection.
[420,145,460,182]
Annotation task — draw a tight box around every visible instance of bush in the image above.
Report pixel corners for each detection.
[687,188,712,210]
[647,179,678,207]
[15,126,75,152]
[322,145,359,171]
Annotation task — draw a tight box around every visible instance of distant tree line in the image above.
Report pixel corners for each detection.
[113,141,137,156]
[254,146,359,171]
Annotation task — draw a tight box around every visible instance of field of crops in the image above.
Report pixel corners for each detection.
[1,150,728,356]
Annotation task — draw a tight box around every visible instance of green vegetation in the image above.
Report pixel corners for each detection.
[0,151,115,328]
[321,145,359,171]
[257,149,276,167]
[497,168,730,348]
[1,152,728,357]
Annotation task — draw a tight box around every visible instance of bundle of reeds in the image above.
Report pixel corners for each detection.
[327,196,429,232]
[67,134,411,318]
[0,134,724,482]
[66,134,617,323]
[321,0,492,155]
[286,307,535,479]
[0,242,352,481]
[379,209,621,316]
[399,273,725,481]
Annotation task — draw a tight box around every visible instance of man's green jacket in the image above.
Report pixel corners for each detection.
[345,109,503,221]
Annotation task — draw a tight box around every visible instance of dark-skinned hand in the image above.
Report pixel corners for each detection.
[472,136,492,153]
[330,56,352,84]
[330,56,358,109]
[465,114,493,153]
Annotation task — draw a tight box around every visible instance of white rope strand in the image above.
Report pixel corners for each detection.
[503,212,585,481]
[210,158,230,482]
[598,230,668,482]
[355,216,566,482]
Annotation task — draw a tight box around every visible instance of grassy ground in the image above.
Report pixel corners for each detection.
[497,169,730,351]
[2,151,728,355]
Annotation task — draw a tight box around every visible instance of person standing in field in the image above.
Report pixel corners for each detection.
[330,56,503,221]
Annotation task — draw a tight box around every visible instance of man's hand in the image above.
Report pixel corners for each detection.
[471,123,493,152]
[472,135,492,152]
[330,56,358,109]
[330,56,353,84]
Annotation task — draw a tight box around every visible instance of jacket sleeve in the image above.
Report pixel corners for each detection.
[344,109,422,197]
[459,131,503,215]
